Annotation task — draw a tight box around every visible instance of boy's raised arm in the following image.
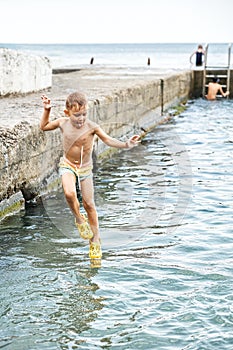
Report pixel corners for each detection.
[40,95,60,131]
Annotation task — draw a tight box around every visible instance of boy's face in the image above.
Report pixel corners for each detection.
[67,105,87,129]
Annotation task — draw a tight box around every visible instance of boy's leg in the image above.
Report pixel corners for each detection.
[61,172,85,224]
[80,177,100,242]
[80,176,102,260]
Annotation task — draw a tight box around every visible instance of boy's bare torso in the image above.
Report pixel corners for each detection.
[60,118,98,167]
[206,82,221,100]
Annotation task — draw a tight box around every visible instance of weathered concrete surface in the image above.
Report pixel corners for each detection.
[0,66,192,218]
[0,48,52,96]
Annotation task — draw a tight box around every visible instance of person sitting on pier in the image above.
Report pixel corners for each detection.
[205,77,230,100]
[40,91,140,264]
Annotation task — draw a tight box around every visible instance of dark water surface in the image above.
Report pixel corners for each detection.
[1,99,233,349]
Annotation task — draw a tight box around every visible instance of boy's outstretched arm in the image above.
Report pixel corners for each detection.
[218,87,230,98]
[40,95,60,131]
[95,126,140,148]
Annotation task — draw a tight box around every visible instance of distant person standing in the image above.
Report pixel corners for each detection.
[190,44,205,67]
[206,77,230,100]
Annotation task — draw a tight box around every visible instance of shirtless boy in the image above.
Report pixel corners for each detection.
[206,77,230,100]
[40,91,140,261]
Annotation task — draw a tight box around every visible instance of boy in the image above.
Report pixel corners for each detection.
[40,91,140,260]
[190,44,205,67]
[206,77,230,100]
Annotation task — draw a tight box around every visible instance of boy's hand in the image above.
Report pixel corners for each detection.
[126,135,141,148]
[41,94,52,110]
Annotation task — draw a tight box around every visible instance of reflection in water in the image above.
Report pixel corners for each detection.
[0,203,104,349]
[1,98,233,349]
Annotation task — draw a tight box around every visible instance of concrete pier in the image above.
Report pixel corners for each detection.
[0,48,52,96]
[0,64,192,219]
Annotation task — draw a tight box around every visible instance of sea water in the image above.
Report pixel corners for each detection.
[0,42,232,69]
[0,98,233,349]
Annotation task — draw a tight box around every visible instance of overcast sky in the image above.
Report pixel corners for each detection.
[1,0,232,44]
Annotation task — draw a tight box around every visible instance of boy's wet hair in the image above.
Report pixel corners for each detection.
[66,91,87,110]
[213,77,220,83]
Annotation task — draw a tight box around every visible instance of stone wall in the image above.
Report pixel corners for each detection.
[0,48,52,96]
[0,69,192,219]
[89,71,192,157]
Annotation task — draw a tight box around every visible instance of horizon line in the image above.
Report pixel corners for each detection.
[1,41,232,45]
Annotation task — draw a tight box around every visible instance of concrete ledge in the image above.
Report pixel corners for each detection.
[0,48,52,96]
[0,67,192,219]
[52,68,81,74]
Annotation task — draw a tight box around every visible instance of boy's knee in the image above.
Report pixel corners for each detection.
[83,200,95,212]
[64,190,76,202]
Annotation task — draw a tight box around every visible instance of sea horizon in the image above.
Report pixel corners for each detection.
[1,42,232,69]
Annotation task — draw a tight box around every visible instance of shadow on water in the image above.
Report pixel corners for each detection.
[0,204,105,349]
[1,98,233,349]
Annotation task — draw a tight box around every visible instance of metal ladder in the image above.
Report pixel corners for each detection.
[202,43,232,97]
